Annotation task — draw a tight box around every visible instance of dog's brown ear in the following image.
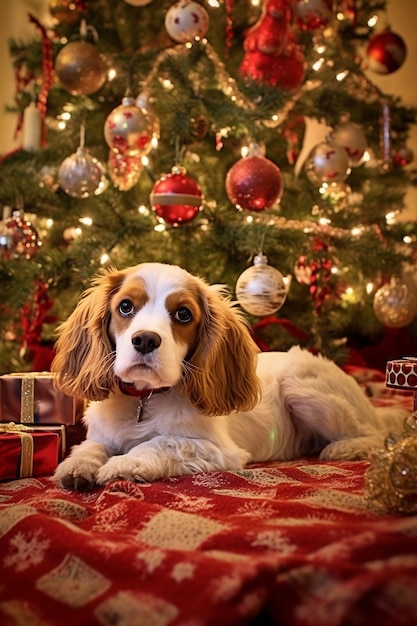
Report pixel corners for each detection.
[51,268,127,401]
[183,285,261,416]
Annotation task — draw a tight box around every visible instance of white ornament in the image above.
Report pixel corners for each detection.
[305,141,351,185]
[165,0,209,44]
[58,147,107,198]
[236,253,288,317]
[331,122,368,167]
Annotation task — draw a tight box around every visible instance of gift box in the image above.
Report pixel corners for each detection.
[0,372,84,425]
[386,357,417,412]
[0,422,66,481]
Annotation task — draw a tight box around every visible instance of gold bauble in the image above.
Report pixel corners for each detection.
[55,40,107,96]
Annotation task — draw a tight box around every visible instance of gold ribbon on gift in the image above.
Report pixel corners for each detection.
[12,372,52,423]
[0,422,34,478]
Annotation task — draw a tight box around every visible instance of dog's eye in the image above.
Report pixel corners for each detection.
[175,307,193,323]
[118,299,134,316]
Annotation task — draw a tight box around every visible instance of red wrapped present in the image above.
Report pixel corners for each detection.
[0,422,65,480]
[0,372,84,425]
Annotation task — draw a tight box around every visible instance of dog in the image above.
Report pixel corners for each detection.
[52,262,406,490]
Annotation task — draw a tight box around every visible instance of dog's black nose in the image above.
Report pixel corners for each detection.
[131,331,161,354]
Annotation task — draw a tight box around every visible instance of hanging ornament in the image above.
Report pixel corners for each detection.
[373,276,417,328]
[104,95,159,158]
[22,99,41,152]
[49,0,84,25]
[305,141,351,185]
[294,255,312,285]
[108,151,143,191]
[235,253,288,317]
[379,100,392,172]
[393,146,414,167]
[59,147,107,198]
[150,165,203,226]
[165,0,209,44]
[366,30,407,75]
[293,0,332,31]
[225,154,283,212]
[330,122,368,167]
[55,20,107,96]
[239,1,305,89]
[0,211,41,260]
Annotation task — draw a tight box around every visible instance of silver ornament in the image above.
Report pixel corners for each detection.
[58,147,107,198]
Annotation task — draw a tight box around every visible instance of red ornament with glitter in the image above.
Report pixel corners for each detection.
[150,166,203,226]
[225,154,283,212]
[366,30,407,75]
[239,0,305,90]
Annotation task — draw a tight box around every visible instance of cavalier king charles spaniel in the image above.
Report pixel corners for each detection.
[52,262,406,490]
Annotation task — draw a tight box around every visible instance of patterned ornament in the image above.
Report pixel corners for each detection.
[331,122,367,166]
[165,0,209,43]
[0,212,41,260]
[225,155,283,212]
[366,30,407,75]
[150,166,203,226]
[293,0,332,31]
[49,0,84,24]
[108,151,143,191]
[235,253,288,317]
[305,141,351,185]
[373,276,417,328]
[104,95,158,158]
[393,146,414,167]
[55,40,107,96]
[294,255,312,285]
[58,147,107,198]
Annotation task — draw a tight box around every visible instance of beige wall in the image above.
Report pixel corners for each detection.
[0,1,416,216]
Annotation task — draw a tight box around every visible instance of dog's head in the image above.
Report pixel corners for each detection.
[52,263,261,416]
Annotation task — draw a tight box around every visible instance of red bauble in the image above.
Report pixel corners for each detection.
[150,167,203,226]
[225,155,283,211]
[366,30,407,75]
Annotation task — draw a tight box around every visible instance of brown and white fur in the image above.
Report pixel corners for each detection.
[52,262,406,490]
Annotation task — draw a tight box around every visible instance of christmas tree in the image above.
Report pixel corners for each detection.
[0,0,416,375]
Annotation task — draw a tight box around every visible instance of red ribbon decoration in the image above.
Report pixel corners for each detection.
[252,316,309,351]
[309,238,333,312]
[19,280,56,358]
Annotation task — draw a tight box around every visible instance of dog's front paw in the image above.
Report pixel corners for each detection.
[53,457,102,491]
[96,455,159,485]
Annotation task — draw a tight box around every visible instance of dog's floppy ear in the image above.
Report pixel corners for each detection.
[183,284,261,416]
[51,268,127,401]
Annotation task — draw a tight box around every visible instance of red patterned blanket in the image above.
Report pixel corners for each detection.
[0,368,416,626]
